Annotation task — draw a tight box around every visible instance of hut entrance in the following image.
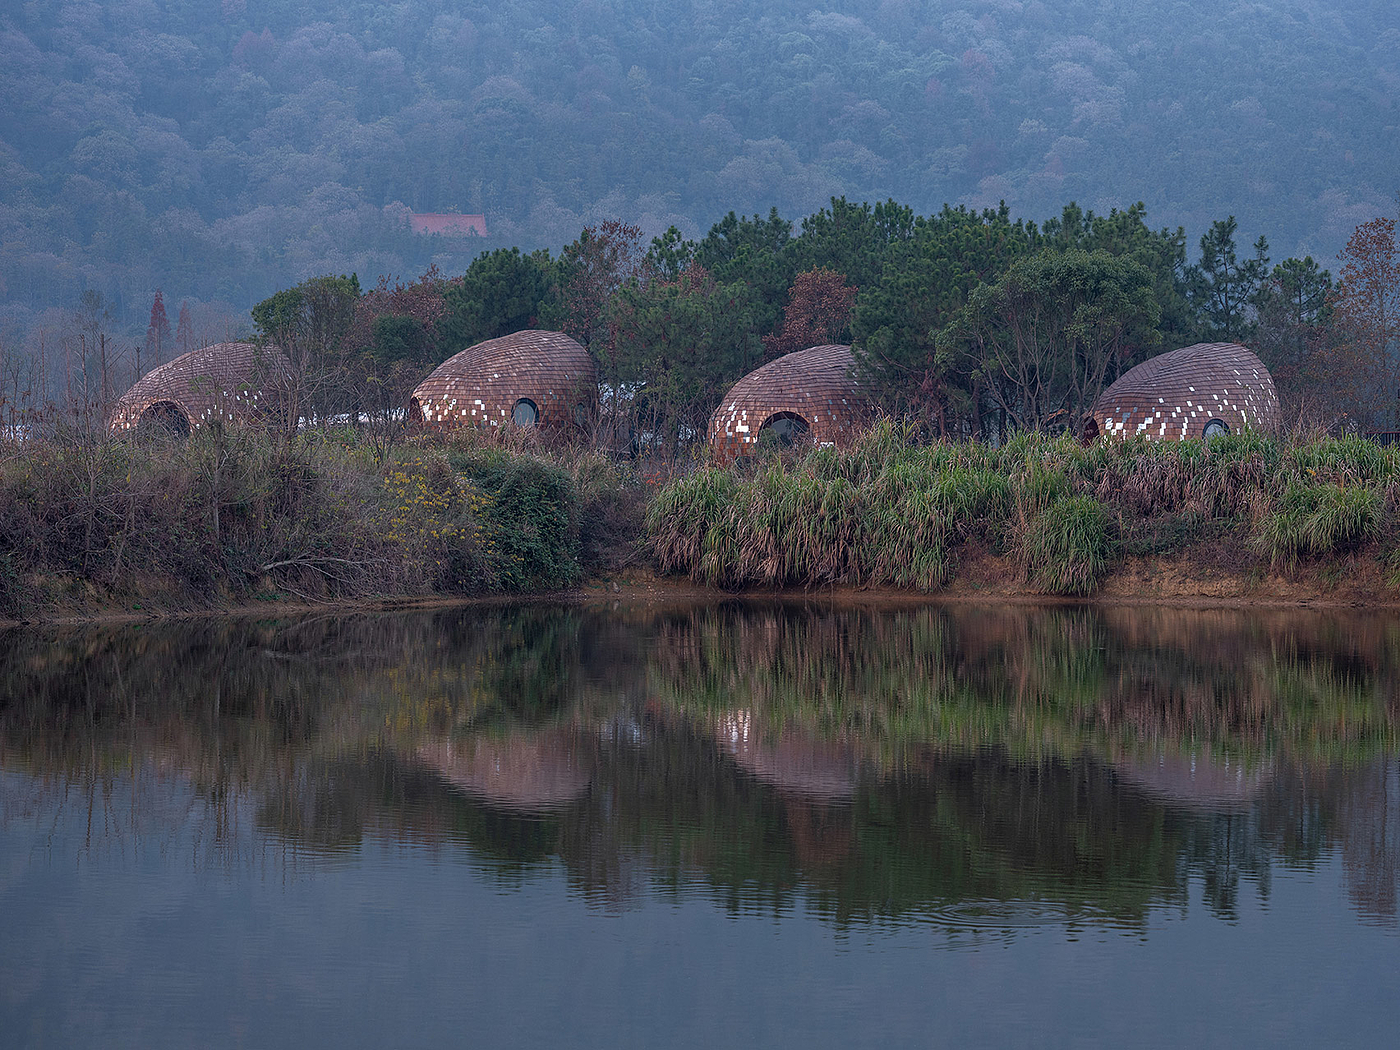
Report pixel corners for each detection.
[1080,416,1100,444]
[759,412,811,450]
[409,397,427,425]
[137,401,190,438]
[512,398,539,426]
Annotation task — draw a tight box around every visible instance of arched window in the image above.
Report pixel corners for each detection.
[1203,418,1230,440]
[137,401,191,438]
[759,411,810,448]
[512,398,539,426]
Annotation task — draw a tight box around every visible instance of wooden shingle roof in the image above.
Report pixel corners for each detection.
[110,342,292,433]
[1091,342,1280,441]
[411,330,597,428]
[708,344,871,463]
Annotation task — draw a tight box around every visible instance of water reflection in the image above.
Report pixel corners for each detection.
[2,602,1398,931]
[417,731,593,812]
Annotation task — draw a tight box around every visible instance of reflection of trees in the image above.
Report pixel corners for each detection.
[2,603,1399,927]
[1337,759,1399,923]
[649,602,1400,767]
[0,607,640,860]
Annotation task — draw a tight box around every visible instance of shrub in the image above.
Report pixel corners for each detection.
[454,449,580,592]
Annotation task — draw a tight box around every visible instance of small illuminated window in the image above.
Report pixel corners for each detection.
[512,398,539,426]
[1203,418,1229,440]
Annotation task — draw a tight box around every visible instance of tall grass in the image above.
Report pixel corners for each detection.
[1251,483,1381,567]
[1017,495,1115,595]
[646,420,1400,595]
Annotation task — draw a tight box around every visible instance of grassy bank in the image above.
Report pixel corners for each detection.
[8,419,1400,619]
[647,420,1400,597]
[0,426,648,617]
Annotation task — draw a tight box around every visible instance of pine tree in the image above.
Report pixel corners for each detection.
[1185,217,1269,342]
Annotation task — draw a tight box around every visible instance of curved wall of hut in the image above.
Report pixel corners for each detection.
[1088,342,1281,442]
[708,344,871,463]
[410,330,597,431]
[110,342,291,435]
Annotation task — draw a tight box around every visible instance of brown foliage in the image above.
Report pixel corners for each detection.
[1322,216,1400,430]
[762,267,857,359]
[347,264,457,354]
[556,220,646,353]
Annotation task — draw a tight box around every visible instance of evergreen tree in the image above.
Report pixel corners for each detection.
[608,265,765,451]
[951,249,1161,435]
[853,204,1032,435]
[441,248,557,354]
[1185,217,1270,342]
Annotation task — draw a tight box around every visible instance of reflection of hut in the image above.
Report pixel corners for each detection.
[1086,342,1280,442]
[715,711,856,801]
[410,330,597,430]
[1111,751,1272,812]
[110,342,291,435]
[416,731,592,812]
[708,344,870,463]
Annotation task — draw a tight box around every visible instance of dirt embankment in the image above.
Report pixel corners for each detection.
[4,545,1392,628]
[554,554,1395,614]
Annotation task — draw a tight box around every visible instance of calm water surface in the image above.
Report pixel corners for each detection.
[2,602,1398,1049]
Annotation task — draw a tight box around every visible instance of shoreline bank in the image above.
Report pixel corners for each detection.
[2,550,1391,630]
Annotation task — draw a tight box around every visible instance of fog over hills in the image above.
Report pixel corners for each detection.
[1,0,1395,339]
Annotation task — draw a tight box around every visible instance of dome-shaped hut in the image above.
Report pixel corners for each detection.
[708,344,870,463]
[1087,342,1280,442]
[110,342,291,436]
[410,330,597,430]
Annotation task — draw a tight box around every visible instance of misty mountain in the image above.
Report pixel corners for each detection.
[1,0,1395,338]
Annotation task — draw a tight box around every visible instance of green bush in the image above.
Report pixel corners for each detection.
[453,449,581,592]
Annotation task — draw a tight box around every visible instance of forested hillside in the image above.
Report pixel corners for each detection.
[0,0,1395,346]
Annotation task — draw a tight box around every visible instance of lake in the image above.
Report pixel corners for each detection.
[1,601,1397,1049]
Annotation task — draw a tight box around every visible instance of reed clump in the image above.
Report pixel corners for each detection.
[1250,482,1381,567]
[1017,495,1116,595]
[645,420,1400,596]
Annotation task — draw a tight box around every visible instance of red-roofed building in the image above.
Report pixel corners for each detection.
[408,212,487,237]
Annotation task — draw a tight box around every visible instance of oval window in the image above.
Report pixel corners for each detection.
[512,398,539,426]
[1203,418,1230,440]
